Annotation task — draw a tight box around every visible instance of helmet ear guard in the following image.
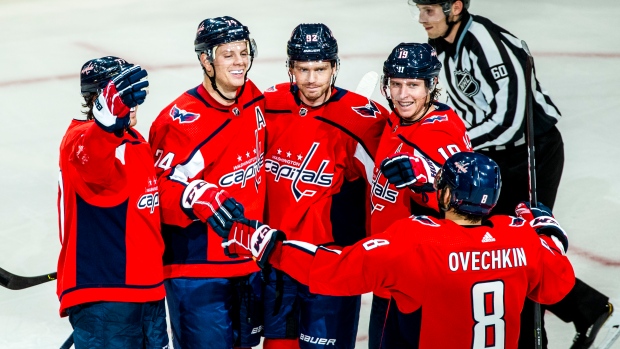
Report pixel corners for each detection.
[199,37,258,64]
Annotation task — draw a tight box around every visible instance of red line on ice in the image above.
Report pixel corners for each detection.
[570,246,620,267]
[1,50,619,88]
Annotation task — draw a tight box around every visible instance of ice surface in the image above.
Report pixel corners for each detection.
[0,0,618,347]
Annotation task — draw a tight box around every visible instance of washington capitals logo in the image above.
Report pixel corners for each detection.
[265,142,334,202]
[352,100,380,118]
[411,215,440,227]
[454,161,468,173]
[170,105,200,123]
[422,114,448,124]
[81,62,94,75]
[371,143,403,214]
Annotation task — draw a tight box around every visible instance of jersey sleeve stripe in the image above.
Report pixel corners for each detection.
[354,142,376,186]
[167,119,231,182]
[283,240,343,256]
[396,134,441,168]
[265,109,293,114]
[314,116,374,161]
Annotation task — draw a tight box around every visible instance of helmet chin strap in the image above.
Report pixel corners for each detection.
[441,20,458,39]
[288,61,338,108]
[387,91,433,125]
[441,8,463,39]
[202,56,254,103]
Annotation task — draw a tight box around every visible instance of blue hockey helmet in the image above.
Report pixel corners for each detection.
[80,56,132,97]
[194,16,256,61]
[286,23,339,65]
[382,43,441,82]
[435,152,501,216]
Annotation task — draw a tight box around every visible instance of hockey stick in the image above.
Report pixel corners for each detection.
[59,332,74,349]
[597,323,620,349]
[355,71,379,98]
[597,308,620,349]
[521,40,542,349]
[0,266,56,290]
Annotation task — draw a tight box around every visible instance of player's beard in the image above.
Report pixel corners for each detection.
[299,83,331,106]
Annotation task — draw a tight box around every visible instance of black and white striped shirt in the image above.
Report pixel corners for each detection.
[431,11,561,150]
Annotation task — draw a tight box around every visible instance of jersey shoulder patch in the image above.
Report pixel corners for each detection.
[422,113,449,125]
[170,104,200,123]
[351,99,382,118]
[410,215,441,227]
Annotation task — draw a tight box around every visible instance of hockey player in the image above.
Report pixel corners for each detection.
[261,23,388,349]
[407,1,613,348]
[367,42,472,348]
[148,16,265,349]
[221,151,577,349]
[57,57,168,348]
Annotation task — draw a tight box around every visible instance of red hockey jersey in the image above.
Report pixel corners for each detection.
[149,81,265,278]
[371,102,472,236]
[57,120,165,317]
[264,83,388,246]
[270,215,575,349]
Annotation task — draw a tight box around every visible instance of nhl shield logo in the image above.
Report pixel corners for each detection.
[454,69,480,97]
[299,107,308,116]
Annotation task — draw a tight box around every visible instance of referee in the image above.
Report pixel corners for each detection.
[408,0,613,348]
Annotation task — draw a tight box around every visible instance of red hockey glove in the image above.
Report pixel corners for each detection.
[380,152,434,193]
[181,180,244,237]
[93,65,148,134]
[222,218,286,268]
[515,202,568,254]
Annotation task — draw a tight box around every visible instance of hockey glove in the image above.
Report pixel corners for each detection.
[380,153,435,193]
[112,65,149,108]
[181,180,244,237]
[222,218,286,268]
[92,65,149,134]
[515,202,569,254]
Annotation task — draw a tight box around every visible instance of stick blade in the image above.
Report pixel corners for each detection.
[596,306,620,349]
[0,266,57,290]
[355,71,379,98]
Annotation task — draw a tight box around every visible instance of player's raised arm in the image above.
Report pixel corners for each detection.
[72,62,148,185]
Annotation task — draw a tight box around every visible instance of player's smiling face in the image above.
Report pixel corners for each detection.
[389,78,430,121]
[211,41,250,93]
[290,61,335,107]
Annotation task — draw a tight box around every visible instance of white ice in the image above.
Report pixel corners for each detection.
[0,0,618,348]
